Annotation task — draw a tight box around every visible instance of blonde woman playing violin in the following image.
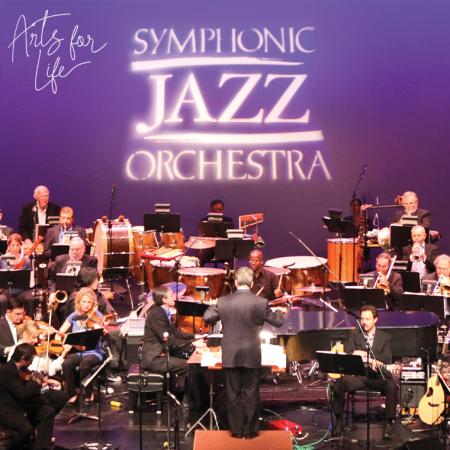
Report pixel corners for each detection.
[59,287,105,404]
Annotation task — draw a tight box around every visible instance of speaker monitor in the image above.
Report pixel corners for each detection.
[400,382,426,409]
[193,430,292,450]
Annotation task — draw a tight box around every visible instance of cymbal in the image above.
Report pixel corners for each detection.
[185,237,216,249]
[298,286,331,293]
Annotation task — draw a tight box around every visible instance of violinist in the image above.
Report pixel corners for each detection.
[402,225,440,279]
[0,343,67,450]
[59,287,105,405]
[370,252,403,309]
[0,233,36,317]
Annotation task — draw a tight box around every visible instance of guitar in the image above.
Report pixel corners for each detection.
[418,361,446,425]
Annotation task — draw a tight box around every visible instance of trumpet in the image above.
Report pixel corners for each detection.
[411,243,425,262]
[434,275,450,297]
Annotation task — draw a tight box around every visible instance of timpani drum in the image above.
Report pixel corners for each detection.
[160,232,185,249]
[178,267,226,301]
[327,238,360,283]
[131,226,158,282]
[263,266,291,293]
[93,218,134,274]
[145,256,199,290]
[266,256,328,295]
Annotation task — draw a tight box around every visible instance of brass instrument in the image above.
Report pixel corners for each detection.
[434,276,450,297]
[375,255,397,295]
[49,290,68,312]
[411,243,425,262]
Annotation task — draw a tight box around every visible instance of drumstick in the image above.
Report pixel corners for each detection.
[277,273,284,290]
[256,287,264,296]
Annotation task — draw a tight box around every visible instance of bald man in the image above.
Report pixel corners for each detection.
[248,249,283,301]
[18,185,61,241]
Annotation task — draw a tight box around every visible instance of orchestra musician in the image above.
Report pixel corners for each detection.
[58,287,105,405]
[402,225,440,279]
[248,249,283,301]
[203,267,285,439]
[368,252,403,309]
[48,237,97,287]
[0,208,13,239]
[141,285,205,383]
[0,343,68,450]
[332,305,398,440]
[0,297,27,363]
[43,207,87,259]
[18,185,61,243]
[392,191,431,227]
[424,254,450,283]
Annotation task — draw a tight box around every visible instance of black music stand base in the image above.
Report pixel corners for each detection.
[185,371,219,437]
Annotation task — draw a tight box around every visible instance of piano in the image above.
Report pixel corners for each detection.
[263,310,439,362]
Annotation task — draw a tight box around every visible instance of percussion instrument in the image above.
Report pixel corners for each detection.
[327,238,360,283]
[94,218,134,274]
[266,256,327,295]
[185,236,217,250]
[145,256,198,289]
[178,267,226,301]
[131,226,158,282]
[160,232,185,249]
[263,266,291,292]
[175,297,212,334]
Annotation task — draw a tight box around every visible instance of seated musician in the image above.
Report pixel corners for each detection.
[18,185,61,243]
[402,225,440,279]
[141,285,205,387]
[392,191,431,227]
[59,287,105,405]
[366,252,403,309]
[332,305,398,439]
[423,254,450,295]
[0,297,27,363]
[0,343,67,450]
[199,199,233,266]
[248,249,283,301]
[48,237,97,288]
[43,206,87,259]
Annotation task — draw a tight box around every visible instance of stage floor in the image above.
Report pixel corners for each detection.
[52,374,445,450]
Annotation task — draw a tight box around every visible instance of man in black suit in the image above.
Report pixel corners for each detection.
[43,206,87,259]
[402,225,440,279]
[366,252,403,309]
[0,297,26,363]
[204,267,285,439]
[332,304,398,439]
[0,343,67,450]
[142,285,203,377]
[48,237,97,286]
[18,185,61,242]
[0,208,13,240]
[392,191,431,227]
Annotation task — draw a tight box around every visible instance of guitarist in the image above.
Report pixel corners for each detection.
[332,304,399,439]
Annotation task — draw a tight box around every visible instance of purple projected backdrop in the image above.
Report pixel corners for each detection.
[0,0,448,259]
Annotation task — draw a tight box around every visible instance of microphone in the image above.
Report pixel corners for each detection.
[111,184,116,201]
[162,332,169,342]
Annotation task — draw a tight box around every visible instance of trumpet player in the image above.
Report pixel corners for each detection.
[402,225,440,279]
[424,254,450,296]
[392,191,431,227]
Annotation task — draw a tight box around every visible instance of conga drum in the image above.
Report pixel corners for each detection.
[132,226,158,282]
[327,238,360,283]
[160,232,185,249]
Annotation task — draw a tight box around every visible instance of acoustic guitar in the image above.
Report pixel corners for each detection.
[418,361,446,425]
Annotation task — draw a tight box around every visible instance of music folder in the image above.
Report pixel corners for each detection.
[343,286,387,310]
[0,269,32,290]
[316,351,366,377]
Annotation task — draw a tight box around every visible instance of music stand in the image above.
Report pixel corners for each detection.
[401,271,421,293]
[51,244,69,260]
[399,293,424,311]
[144,213,180,233]
[65,328,104,425]
[421,295,447,320]
[343,286,387,310]
[322,216,358,238]
[0,240,6,255]
[56,274,78,293]
[0,269,31,298]
[175,299,209,334]
[316,351,366,377]
[198,221,232,238]
[214,238,254,264]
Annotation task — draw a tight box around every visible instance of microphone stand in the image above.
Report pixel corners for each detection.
[137,341,143,450]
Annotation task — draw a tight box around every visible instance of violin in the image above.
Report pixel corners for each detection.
[35,339,65,357]
[19,367,46,385]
